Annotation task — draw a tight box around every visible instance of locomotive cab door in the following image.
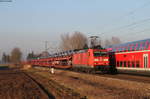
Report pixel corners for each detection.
[143,54,148,68]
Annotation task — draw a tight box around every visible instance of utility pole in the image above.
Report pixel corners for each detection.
[45,41,48,52]
[42,41,50,57]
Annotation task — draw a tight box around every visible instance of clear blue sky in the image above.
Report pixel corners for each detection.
[0,0,150,59]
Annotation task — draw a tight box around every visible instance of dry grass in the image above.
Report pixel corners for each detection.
[26,68,85,99]
[0,69,49,99]
[27,68,150,99]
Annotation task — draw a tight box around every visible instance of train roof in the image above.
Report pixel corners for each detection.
[106,38,150,52]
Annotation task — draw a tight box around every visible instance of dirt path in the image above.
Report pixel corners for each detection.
[0,68,53,99]
[31,68,150,99]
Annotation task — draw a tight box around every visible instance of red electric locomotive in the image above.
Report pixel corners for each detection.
[107,39,150,75]
[72,49,110,72]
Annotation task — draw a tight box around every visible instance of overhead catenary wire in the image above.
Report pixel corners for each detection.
[120,28,150,42]
[121,0,150,17]
[100,1,150,37]
[119,28,150,36]
[90,1,150,43]
[102,17,150,35]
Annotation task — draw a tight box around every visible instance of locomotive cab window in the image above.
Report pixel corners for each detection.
[93,51,108,57]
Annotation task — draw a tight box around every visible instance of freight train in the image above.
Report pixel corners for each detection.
[28,48,114,73]
[28,38,150,75]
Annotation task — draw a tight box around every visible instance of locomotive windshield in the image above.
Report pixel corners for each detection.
[94,51,108,57]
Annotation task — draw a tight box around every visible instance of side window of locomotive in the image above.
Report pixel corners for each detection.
[136,61,140,68]
[127,61,130,67]
[132,61,135,68]
[120,61,123,67]
[124,61,126,67]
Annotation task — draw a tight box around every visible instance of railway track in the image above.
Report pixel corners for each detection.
[33,66,150,84]
[22,72,55,99]
[72,70,150,84]
[98,73,150,84]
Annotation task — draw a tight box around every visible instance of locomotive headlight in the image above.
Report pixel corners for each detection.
[103,59,108,61]
[94,59,99,61]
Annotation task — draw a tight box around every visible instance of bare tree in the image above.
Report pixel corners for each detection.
[104,39,112,47]
[70,32,88,50]
[104,36,121,47]
[111,36,121,45]
[2,52,7,63]
[60,32,88,51]
[10,47,22,64]
[2,52,10,63]
[60,33,71,51]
